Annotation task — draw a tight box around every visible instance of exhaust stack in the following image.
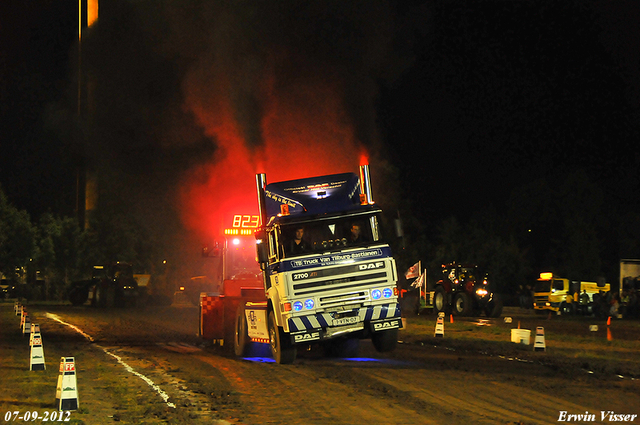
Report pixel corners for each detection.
[359,164,373,204]
[256,173,268,227]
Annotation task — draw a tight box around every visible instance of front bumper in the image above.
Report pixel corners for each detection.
[287,303,402,343]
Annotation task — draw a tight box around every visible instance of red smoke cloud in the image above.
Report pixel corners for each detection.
[179,72,365,241]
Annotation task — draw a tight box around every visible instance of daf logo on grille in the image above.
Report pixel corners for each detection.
[359,261,384,270]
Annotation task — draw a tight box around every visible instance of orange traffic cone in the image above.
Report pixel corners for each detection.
[517,321,521,329]
[607,328,613,341]
[607,316,611,326]
[450,314,454,324]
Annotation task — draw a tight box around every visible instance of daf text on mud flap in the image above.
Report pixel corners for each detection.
[372,319,402,331]
[293,331,321,342]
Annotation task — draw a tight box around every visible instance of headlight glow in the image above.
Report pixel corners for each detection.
[304,299,315,310]
[293,301,303,311]
[382,288,393,298]
[372,289,382,300]
[476,288,488,296]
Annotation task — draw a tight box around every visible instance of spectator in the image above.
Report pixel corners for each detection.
[579,290,590,315]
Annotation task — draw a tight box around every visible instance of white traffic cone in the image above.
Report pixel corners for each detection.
[533,326,546,352]
[15,301,21,315]
[22,314,31,335]
[30,325,46,371]
[20,308,27,328]
[55,357,79,411]
[434,312,445,337]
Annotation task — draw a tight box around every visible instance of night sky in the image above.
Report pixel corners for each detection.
[1,0,639,238]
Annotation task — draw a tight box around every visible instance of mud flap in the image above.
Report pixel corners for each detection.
[290,329,322,344]
[370,317,403,332]
[245,304,269,342]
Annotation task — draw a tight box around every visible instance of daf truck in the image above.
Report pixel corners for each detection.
[231,165,402,363]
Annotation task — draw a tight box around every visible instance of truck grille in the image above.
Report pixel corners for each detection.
[292,270,388,297]
[319,291,368,309]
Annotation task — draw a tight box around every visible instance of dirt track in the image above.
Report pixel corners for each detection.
[2,302,639,424]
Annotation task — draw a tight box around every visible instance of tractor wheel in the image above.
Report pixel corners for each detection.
[484,295,504,318]
[234,304,250,357]
[372,328,398,352]
[268,311,296,364]
[453,292,473,316]
[434,286,449,314]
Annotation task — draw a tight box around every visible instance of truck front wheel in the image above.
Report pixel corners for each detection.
[268,311,296,364]
[372,328,398,352]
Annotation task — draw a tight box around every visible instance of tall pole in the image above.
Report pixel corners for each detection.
[75,0,84,229]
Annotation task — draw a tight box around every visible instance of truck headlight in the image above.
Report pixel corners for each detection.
[372,289,382,300]
[383,288,393,298]
[293,301,304,311]
[476,288,488,296]
[304,299,315,310]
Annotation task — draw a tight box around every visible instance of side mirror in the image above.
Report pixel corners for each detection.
[255,230,268,265]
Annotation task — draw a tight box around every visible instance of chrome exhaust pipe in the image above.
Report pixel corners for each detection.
[359,164,373,204]
[256,173,267,226]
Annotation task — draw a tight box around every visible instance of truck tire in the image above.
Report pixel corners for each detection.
[453,292,472,316]
[234,304,250,357]
[69,287,89,306]
[372,328,398,352]
[484,296,503,318]
[268,311,296,364]
[434,286,449,314]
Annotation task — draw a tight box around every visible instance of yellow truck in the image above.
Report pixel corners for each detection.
[533,272,610,315]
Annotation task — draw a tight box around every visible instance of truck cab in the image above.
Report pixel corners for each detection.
[236,165,401,363]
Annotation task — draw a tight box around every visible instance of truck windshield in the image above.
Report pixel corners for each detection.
[280,214,380,257]
[534,280,551,292]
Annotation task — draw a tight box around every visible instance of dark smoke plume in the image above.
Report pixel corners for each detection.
[73,0,404,277]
